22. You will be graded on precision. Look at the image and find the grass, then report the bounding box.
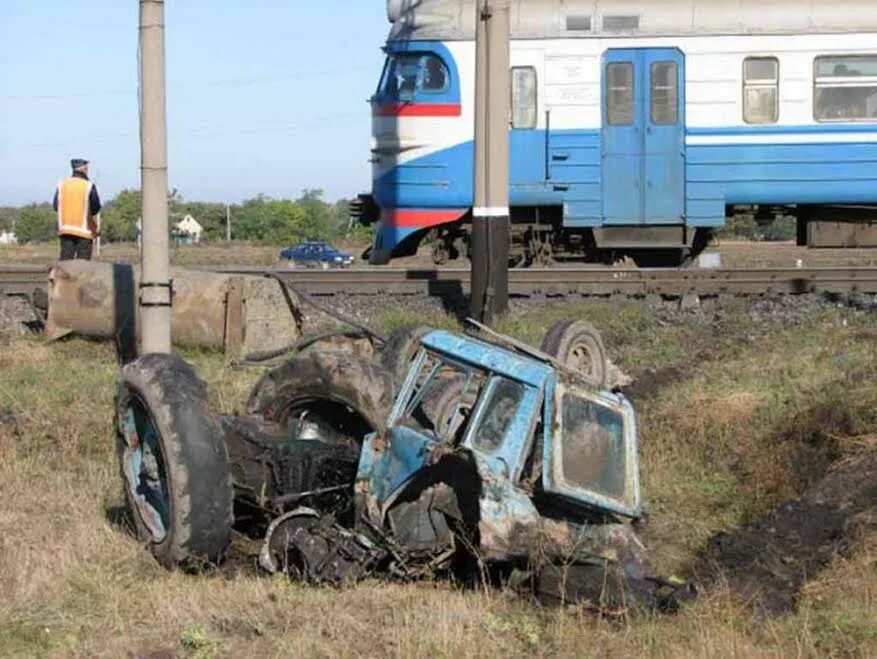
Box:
[0,301,875,657]
[4,239,877,269]
[0,240,359,268]
[0,241,283,267]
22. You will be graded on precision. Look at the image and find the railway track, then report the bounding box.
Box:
[3,263,877,300]
[0,264,50,298]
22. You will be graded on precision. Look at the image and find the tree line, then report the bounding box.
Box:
[0,188,371,245]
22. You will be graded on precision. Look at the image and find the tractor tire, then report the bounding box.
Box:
[246,350,397,443]
[540,319,608,389]
[420,375,477,439]
[116,354,233,569]
[380,324,434,383]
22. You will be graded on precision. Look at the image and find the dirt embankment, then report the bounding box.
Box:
[697,445,876,616]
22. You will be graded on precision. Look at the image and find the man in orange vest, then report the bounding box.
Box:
[53,158,102,260]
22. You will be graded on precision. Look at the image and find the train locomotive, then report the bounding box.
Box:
[352,0,877,266]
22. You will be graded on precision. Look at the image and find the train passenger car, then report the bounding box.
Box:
[353,0,877,266]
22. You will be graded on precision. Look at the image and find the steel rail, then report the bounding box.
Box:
[3,263,877,299]
[0,264,50,297]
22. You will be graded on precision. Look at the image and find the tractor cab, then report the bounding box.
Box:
[354,329,643,566]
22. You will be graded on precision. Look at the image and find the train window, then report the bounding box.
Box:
[566,15,592,32]
[421,56,448,92]
[376,58,393,96]
[511,67,537,129]
[814,55,877,122]
[379,54,449,99]
[743,58,779,124]
[603,15,640,32]
[606,62,634,126]
[651,62,678,125]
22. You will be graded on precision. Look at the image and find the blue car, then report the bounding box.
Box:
[279,241,355,269]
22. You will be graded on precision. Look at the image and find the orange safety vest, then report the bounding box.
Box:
[56,177,97,239]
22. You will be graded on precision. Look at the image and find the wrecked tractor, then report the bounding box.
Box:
[116,320,687,611]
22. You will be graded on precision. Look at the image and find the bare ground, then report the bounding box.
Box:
[0,299,875,657]
[696,442,877,616]
[2,239,876,269]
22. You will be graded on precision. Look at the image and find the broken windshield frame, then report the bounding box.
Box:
[389,348,486,443]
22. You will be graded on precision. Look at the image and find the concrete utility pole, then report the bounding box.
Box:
[471,0,510,324]
[139,0,171,353]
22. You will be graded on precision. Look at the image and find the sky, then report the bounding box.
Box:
[0,1,390,205]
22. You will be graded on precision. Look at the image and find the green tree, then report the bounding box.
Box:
[719,214,760,241]
[295,189,332,240]
[762,216,796,242]
[101,189,141,242]
[15,204,56,243]
[0,207,15,233]
[330,197,374,241]
[234,195,309,244]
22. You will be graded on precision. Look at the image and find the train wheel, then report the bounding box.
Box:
[116,354,233,569]
[451,236,468,260]
[541,320,608,389]
[432,241,449,266]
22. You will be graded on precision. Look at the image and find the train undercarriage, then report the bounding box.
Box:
[422,207,715,268]
[352,196,877,268]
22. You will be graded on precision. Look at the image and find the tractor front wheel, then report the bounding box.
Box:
[116,354,233,569]
[541,320,608,389]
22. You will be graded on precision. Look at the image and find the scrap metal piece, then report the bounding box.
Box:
[221,415,359,517]
[259,508,385,584]
[45,260,302,355]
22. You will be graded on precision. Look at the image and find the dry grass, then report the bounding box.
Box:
[0,304,875,658]
[4,240,877,270]
[0,242,292,267]
[709,241,877,268]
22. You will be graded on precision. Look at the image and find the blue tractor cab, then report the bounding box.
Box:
[255,323,679,609]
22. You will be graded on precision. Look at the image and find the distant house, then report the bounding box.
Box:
[0,230,17,245]
[171,215,203,245]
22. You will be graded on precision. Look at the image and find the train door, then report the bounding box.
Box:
[601,48,685,225]
[509,49,545,197]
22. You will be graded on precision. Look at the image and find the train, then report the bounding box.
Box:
[352,0,877,266]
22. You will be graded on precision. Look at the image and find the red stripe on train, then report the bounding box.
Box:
[381,208,468,228]
[373,103,462,117]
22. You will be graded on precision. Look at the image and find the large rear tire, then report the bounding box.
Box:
[246,350,397,444]
[380,324,433,383]
[540,320,608,389]
[116,354,233,569]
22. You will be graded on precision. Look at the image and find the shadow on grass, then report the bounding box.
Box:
[105,502,137,536]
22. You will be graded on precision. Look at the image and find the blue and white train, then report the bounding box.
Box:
[353,0,877,265]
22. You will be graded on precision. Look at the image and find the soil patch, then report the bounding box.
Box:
[621,365,686,402]
[696,447,877,616]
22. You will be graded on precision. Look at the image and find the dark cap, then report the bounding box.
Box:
[70,158,89,169]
